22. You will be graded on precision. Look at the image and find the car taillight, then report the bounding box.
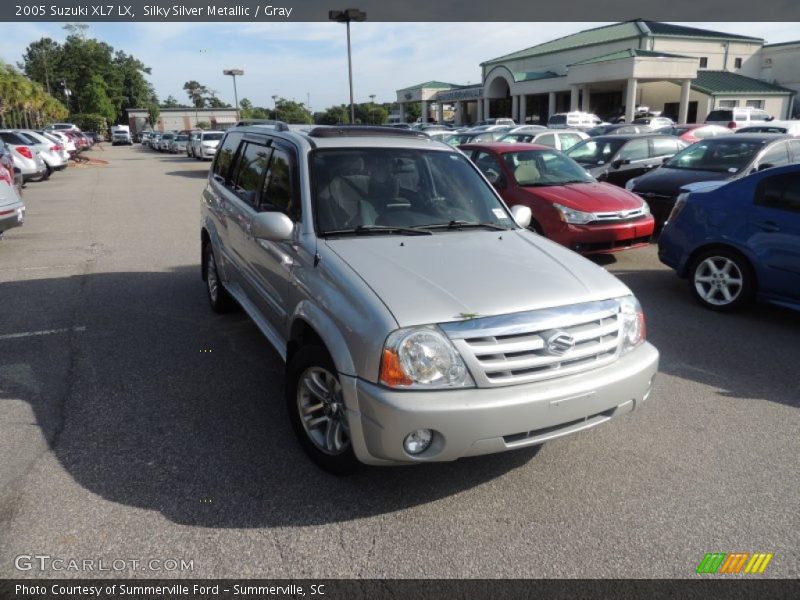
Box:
[51,145,62,151]
[16,146,33,159]
[727,121,737,129]
[0,166,11,184]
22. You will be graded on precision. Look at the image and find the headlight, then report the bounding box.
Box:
[625,178,637,191]
[641,199,651,215]
[553,203,595,225]
[619,296,646,355]
[666,192,688,225]
[379,326,474,389]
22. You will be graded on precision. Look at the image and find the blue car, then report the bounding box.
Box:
[658,164,800,312]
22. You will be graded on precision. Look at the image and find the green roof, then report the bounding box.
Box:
[763,40,800,48]
[512,70,561,82]
[399,80,458,91]
[571,49,694,65]
[482,20,762,66]
[690,71,795,96]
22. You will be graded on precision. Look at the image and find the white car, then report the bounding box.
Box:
[18,130,69,175]
[44,130,77,154]
[0,173,25,239]
[498,129,589,151]
[191,131,224,160]
[547,111,603,130]
[705,107,773,130]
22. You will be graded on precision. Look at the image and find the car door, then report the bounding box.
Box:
[241,141,302,330]
[748,171,800,301]
[649,137,684,170]
[604,138,651,186]
[533,133,557,149]
[753,141,791,173]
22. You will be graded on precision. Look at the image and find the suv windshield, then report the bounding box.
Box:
[565,138,626,165]
[311,148,515,233]
[502,149,594,186]
[664,138,765,172]
[203,133,224,141]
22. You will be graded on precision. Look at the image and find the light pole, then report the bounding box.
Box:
[223,69,244,121]
[369,94,375,124]
[272,95,279,122]
[329,8,366,124]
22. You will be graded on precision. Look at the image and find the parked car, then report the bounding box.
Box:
[548,112,603,130]
[444,131,502,146]
[566,134,688,188]
[44,123,80,133]
[170,134,189,154]
[0,139,22,196]
[190,131,224,160]
[46,130,77,154]
[626,134,800,225]
[463,142,654,254]
[587,124,651,137]
[0,170,25,239]
[705,107,773,130]
[200,125,658,473]
[658,164,800,312]
[149,132,163,149]
[16,130,68,176]
[158,133,175,152]
[473,118,516,126]
[187,131,201,157]
[35,131,72,163]
[140,132,152,146]
[656,124,732,144]
[0,130,47,182]
[498,129,588,151]
[507,125,549,134]
[735,121,800,136]
[632,116,674,129]
[85,132,105,144]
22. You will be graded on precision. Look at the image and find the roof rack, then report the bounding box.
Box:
[233,119,290,131]
[306,125,429,139]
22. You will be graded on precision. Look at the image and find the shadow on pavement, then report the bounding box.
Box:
[0,266,538,529]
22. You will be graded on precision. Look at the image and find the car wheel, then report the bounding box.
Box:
[203,243,235,313]
[528,220,544,235]
[286,346,361,475]
[689,249,755,312]
[41,165,53,181]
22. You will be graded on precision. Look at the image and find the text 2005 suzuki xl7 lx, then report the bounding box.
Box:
[201,125,659,474]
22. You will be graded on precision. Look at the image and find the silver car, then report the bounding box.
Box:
[170,134,189,153]
[0,176,25,239]
[191,130,224,160]
[18,130,69,175]
[0,130,47,182]
[159,133,175,152]
[200,125,659,474]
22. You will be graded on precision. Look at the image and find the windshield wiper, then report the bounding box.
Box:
[414,220,509,231]
[321,225,432,236]
[560,179,593,184]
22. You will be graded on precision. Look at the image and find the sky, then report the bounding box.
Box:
[1,22,798,111]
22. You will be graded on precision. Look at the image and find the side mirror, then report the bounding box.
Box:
[611,158,625,169]
[250,211,294,241]
[766,116,774,122]
[510,205,532,228]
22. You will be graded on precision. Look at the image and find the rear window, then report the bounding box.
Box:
[548,115,567,126]
[706,110,733,122]
[202,133,224,141]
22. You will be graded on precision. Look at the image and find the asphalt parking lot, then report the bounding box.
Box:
[0,145,797,579]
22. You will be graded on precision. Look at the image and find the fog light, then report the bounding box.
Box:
[403,429,433,455]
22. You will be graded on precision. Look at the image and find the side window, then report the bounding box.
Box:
[260,147,300,220]
[758,142,791,170]
[231,142,271,207]
[557,133,581,151]
[617,139,649,161]
[789,140,800,161]
[756,173,800,214]
[472,151,505,186]
[212,131,244,181]
[535,133,556,148]
[651,137,681,157]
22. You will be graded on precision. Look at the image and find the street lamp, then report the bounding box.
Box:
[369,94,376,124]
[272,95,279,121]
[329,8,367,125]
[223,69,244,121]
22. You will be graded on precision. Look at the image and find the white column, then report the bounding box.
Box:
[420,100,428,124]
[570,85,580,111]
[678,79,691,124]
[511,95,519,123]
[483,97,491,120]
[548,92,557,119]
[436,102,444,124]
[625,78,638,123]
[519,95,527,124]
[581,86,590,112]
[399,103,405,123]
[477,99,483,122]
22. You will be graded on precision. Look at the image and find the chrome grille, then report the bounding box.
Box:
[441,299,622,387]
[591,207,648,222]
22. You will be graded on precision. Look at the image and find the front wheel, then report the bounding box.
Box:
[203,243,235,313]
[286,346,361,475]
[689,249,755,311]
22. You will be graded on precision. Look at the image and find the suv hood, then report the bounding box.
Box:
[526,181,643,211]
[326,230,630,327]
[632,166,736,194]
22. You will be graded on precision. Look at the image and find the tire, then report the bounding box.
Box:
[42,164,53,181]
[286,346,361,475]
[689,248,755,312]
[203,243,235,313]
[528,219,544,235]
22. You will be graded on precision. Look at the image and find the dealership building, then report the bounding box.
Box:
[124,107,239,134]
[396,21,799,125]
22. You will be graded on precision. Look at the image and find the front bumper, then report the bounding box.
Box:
[550,216,655,254]
[0,203,25,233]
[342,342,659,465]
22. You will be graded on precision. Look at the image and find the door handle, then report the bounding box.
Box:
[755,220,780,233]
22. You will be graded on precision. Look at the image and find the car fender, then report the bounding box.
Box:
[290,300,356,377]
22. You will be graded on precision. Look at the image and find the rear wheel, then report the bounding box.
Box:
[286,346,361,475]
[689,249,755,311]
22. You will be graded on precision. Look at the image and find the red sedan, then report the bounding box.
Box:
[667,124,731,144]
[461,142,655,254]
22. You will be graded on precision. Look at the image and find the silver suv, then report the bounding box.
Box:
[200,125,659,474]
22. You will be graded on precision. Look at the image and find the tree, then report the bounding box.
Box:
[162,95,183,108]
[273,98,312,124]
[195,121,211,130]
[315,104,350,125]
[0,62,67,128]
[183,80,210,108]
[80,74,116,124]
[147,102,160,127]
[206,96,230,109]
[405,102,421,123]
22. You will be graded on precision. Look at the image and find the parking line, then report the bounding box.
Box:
[0,326,87,341]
